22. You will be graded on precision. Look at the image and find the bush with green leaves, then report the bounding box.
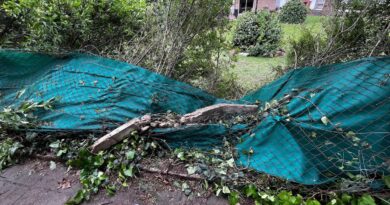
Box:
[279,0,308,24]
[232,11,281,57]
[0,138,23,170]
[1,0,146,52]
[286,0,389,68]
[1,0,243,99]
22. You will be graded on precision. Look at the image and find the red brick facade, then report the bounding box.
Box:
[230,0,277,19]
[229,0,331,19]
[254,0,277,11]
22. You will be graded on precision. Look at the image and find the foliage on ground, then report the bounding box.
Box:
[279,0,309,24]
[1,97,389,204]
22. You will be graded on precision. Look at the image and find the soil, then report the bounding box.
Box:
[0,159,228,205]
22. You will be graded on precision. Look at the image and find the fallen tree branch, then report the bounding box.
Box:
[91,103,258,153]
[180,103,258,124]
[90,115,151,153]
[137,165,204,181]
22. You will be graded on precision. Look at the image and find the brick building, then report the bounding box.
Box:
[229,0,330,19]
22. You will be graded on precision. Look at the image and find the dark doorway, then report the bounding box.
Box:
[239,0,254,13]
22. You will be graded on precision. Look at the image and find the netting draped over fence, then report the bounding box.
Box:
[0,50,389,186]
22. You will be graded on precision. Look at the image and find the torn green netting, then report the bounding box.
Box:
[0,50,389,185]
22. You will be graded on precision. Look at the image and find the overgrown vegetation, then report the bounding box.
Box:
[279,0,308,24]
[0,0,389,204]
[1,0,146,52]
[287,0,389,67]
[0,0,243,99]
[233,11,282,57]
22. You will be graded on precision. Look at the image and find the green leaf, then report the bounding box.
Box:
[105,185,116,196]
[383,176,390,188]
[49,141,60,149]
[177,152,185,160]
[226,158,235,168]
[186,166,197,175]
[306,199,321,205]
[341,193,352,203]
[244,184,257,198]
[123,166,134,177]
[126,150,135,160]
[56,148,67,157]
[357,194,376,205]
[222,186,230,194]
[228,191,240,205]
[182,182,189,189]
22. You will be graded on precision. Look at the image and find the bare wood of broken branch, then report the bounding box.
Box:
[180,104,258,124]
[90,115,151,153]
[90,103,258,153]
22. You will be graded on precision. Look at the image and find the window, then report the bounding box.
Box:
[239,0,254,13]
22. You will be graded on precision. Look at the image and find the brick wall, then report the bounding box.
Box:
[253,0,277,11]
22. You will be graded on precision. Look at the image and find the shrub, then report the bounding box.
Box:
[232,12,259,51]
[1,0,242,99]
[1,0,146,52]
[233,11,281,57]
[286,0,389,68]
[279,0,308,24]
[286,28,326,67]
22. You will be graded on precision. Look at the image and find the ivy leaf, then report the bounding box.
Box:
[226,158,235,168]
[123,166,134,177]
[244,184,257,198]
[346,131,356,138]
[222,186,230,194]
[56,149,67,157]
[186,166,197,175]
[177,152,185,160]
[49,141,60,149]
[321,116,330,125]
[126,150,135,160]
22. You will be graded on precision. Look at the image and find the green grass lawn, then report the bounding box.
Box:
[281,15,326,48]
[231,15,325,91]
[231,56,285,91]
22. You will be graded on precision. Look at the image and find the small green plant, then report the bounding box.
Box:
[279,0,308,24]
[230,184,378,205]
[0,138,23,170]
[233,11,281,57]
[65,132,163,204]
[0,96,59,130]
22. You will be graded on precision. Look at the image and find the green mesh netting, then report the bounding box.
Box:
[0,50,389,185]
